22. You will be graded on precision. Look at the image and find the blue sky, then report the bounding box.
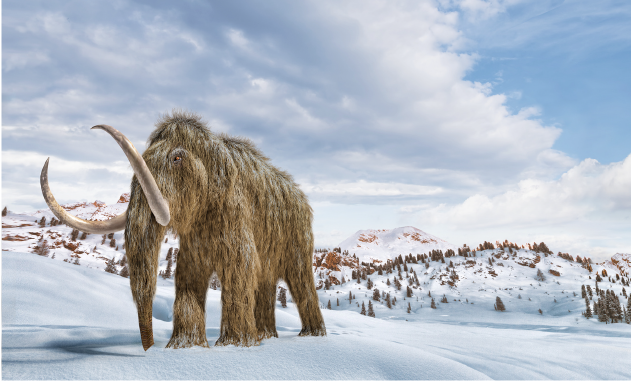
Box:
[460,0,631,163]
[3,0,631,260]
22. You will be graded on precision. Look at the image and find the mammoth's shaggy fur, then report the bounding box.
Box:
[125,110,325,349]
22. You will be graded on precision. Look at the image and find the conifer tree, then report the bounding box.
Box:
[119,264,130,278]
[581,284,586,299]
[610,293,623,323]
[373,288,380,301]
[431,298,437,309]
[536,268,546,281]
[349,291,353,304]
[598,298,609,322]
[327,300,332,309]
[586,285,593,299]
[360,301,366,316]
[105,257,117,274]
[70,228,79,241]
[33,237,50,257]
[367,278,373,290]
[368,300,375,317]
[386,293,392,308]
[407,302,411,314]
[494,296,506,311]
[584,295,592,319]
[279,287,287,308]
[163,257,173,279]
[337,298,339,307]
[386,278,391,286]
[407,286,413,298]
[2,206,7,216]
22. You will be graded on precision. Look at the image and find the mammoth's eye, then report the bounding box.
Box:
[170,148,186,166]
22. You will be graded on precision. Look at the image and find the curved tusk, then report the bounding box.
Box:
[40,158,127,234]
[91,125,170,226]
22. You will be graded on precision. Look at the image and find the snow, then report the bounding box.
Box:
[3,251,631,380]
[3,203,631,379]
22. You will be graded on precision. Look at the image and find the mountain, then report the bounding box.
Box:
[3,202,630,323]
[337,226,457,264]
[313,230,630,324]
[602,253,631,277]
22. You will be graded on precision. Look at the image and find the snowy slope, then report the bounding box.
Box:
[337,226,457,264]
[3,251,631,380]
[1,195,179,274]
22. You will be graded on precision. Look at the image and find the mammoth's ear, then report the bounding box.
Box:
[207,140,238,197]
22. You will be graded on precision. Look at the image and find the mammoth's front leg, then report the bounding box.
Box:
[125,187,167,351]
[167,236,212,348]
[215,235,262,347]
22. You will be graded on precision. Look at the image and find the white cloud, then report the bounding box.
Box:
[5,0,624,259]
[227,28,250,50]
[417,154,631,229]
[302,180,442,197]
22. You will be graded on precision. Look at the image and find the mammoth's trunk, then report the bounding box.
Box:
[125,178,167,351]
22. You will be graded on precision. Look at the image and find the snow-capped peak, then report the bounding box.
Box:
[337,226,456,264]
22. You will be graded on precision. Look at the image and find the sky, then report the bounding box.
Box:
[3,0,631,261]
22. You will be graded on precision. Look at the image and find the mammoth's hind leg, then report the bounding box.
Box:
[255,278,279,340]
[285,267,327,337]
[166,244,212,349]
[215,236,261,347]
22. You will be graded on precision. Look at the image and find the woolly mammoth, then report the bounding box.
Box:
[40,111,326,350]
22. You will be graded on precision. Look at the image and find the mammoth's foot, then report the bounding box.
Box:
[257,328,279,341]
[298,325,327,337]
[166,331,209,349]
[139,322,155,351]
[215,333,261,347]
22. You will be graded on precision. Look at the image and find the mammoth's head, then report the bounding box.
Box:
[40,111,227,235]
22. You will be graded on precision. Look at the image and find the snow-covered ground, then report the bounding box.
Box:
[3,251,631,380]
[3,201,631,379]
